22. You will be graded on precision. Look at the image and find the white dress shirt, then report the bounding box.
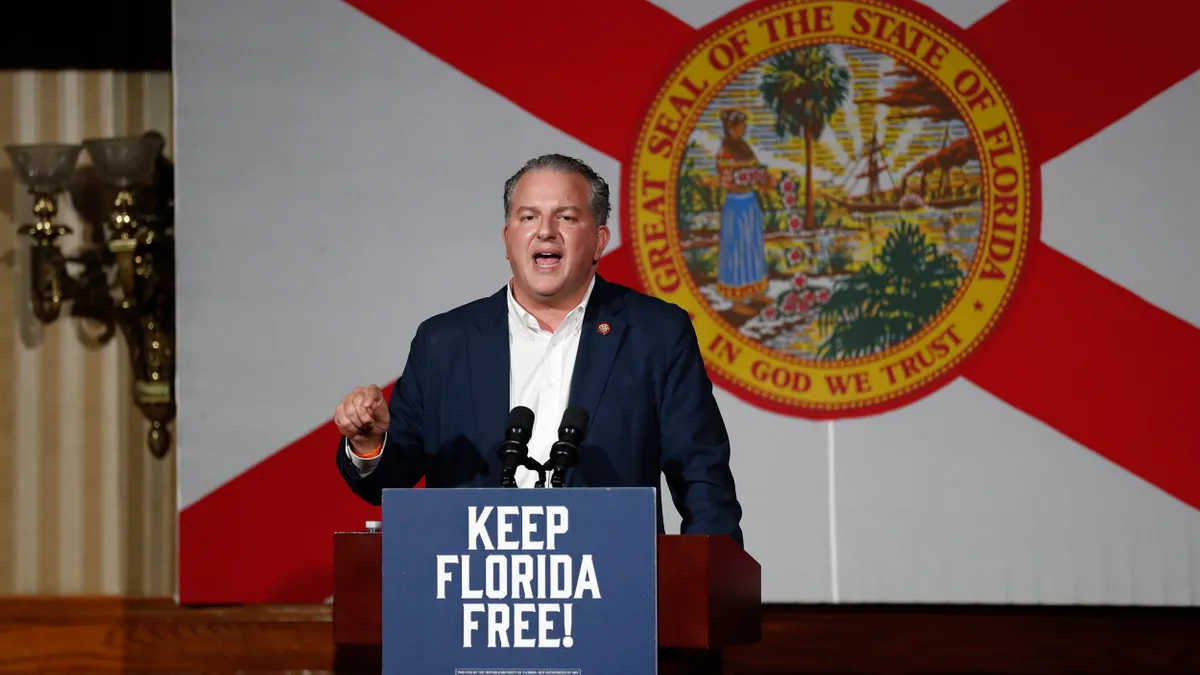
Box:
[345,277,595,488]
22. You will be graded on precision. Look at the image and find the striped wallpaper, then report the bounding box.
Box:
[0,71,176,596]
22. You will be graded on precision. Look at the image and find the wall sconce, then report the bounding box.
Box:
[5,134,175,459]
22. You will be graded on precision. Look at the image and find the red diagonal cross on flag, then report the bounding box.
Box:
[178,0,1200,603]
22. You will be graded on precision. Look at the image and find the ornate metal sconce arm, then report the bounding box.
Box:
[8,145,81,323]
[24,229,72,323]
[5,134,176,459]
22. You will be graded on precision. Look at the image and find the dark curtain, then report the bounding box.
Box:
[0,0,171,70]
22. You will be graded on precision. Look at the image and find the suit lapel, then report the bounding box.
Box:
[468,286,511,461]
[568,276,626,427]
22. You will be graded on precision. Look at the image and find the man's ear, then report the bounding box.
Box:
[594,224,611,262]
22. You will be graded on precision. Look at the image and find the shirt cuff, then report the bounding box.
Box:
[345,434,385,477]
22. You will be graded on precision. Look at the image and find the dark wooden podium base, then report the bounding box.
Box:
[659,647,722,675]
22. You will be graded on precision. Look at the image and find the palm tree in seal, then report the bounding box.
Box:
[759,46,850,231]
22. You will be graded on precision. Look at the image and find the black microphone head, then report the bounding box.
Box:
[558,406,589,445]
[505,406,535,443]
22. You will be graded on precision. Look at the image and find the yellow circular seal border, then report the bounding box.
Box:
[627,0,1034,416]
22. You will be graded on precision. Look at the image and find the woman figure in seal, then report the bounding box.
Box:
[715,108,770,305]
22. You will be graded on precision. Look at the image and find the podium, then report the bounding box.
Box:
[332,488,761,674]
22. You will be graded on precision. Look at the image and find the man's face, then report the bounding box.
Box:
[503,169,610,306]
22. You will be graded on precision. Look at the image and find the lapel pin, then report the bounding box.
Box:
[597,322,611,335]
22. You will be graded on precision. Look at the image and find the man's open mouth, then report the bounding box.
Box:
[533,252,562,269]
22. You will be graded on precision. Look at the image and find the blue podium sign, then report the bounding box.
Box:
[381,487,658,675]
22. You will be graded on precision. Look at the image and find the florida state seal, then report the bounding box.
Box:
[626,0,1036,417]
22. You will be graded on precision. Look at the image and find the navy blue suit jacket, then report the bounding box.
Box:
[336,275,743,545]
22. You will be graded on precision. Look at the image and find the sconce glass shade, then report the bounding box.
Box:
[4,143,83,194]
[82,135,164,187]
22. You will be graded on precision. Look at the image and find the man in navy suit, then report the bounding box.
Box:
[333,154,743,545]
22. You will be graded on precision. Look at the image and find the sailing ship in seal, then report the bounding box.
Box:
[836,122,981,214]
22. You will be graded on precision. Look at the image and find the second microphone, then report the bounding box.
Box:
[496,405,589,488]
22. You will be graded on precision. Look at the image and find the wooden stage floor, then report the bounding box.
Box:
[1,597,1198,673]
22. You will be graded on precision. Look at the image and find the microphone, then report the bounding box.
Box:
[549,406,589,488]
[498,406,534,488]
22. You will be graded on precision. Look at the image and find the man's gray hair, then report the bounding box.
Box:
[503,153,611,226]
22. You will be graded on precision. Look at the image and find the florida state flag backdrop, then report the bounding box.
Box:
[174,0,1200,605]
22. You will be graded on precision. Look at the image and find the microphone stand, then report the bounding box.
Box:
[523,457,549,488]
[548,443,578,488]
